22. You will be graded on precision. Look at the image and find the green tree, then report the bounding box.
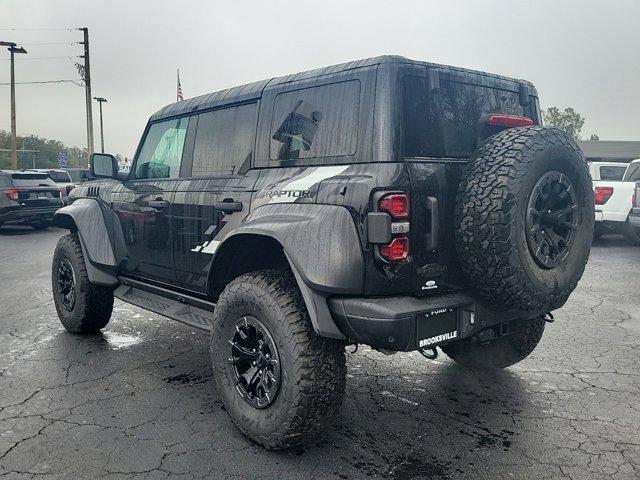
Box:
[0,130,91,170]
[542,107,585,140]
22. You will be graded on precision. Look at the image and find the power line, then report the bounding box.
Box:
[16,42,79,46]
[0,27,76,31]
[2,56,78,60]
[0,79,83,87]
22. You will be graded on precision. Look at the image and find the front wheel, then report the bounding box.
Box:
[442,317,546,369]
[52,233,114,333]
[210,270,346,450]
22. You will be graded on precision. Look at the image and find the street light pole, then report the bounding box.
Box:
[1,41,27,169]
[93,97,107,153]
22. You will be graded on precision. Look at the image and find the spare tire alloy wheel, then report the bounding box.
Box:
[455,126,594,313]
[57,258,77,311]
[526,171,578,268]
[228,316,281,409]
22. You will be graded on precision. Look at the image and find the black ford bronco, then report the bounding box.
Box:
[51,56,594,449]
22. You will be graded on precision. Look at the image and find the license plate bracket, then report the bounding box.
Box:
[416,307,459,348]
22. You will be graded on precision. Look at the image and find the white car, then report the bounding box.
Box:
[590,159,640,244]
[26,169,76,198]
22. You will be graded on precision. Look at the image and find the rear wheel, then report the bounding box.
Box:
[210,270,346,450]
[52,233,114,333]
[442,317,546,369]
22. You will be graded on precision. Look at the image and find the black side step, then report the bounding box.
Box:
[114,278,214,331]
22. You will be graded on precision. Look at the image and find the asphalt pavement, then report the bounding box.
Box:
[0,225,638,480]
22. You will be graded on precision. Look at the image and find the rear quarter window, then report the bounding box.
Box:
[270,80,360,161]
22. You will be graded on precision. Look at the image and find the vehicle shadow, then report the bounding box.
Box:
[44,324,541,479]
[0,225,51,236]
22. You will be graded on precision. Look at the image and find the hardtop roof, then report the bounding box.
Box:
[150,55,534,122]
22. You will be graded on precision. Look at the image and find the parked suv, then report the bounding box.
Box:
[51,56,594,449]
[27,169,76,198]
[0,170,65,229]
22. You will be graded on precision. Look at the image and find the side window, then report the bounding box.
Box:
[270,80,360,161]
[191,103,256,176]
[135,117,189,179]
[0,174,11,188]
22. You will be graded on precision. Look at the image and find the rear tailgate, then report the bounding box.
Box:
[9,172,64,208]
[592,179,635,222]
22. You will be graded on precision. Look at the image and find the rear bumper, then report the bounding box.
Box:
[328,292,536,351]
[594,209,628,223]
[629,208,640,227]
[0,206,61,225]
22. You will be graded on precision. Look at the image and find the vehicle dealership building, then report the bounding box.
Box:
[578,140,640,163]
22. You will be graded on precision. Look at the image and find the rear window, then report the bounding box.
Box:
[403,76,527,158]
[599,165,627,181]
[270,80,360,161]
[10,173,55,188]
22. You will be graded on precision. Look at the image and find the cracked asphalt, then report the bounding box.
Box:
[0,225,639,480]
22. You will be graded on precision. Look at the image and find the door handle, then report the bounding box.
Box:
[149,199,169,209]
[215,201,243,212]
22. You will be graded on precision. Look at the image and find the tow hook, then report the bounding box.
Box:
[419,347,438,360]
[543,312,555,323]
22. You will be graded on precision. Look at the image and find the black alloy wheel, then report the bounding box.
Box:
[57,258,77,311]
[526,171,578,269]
[228,316,281,409]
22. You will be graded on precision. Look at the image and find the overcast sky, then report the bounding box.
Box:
[2,0,639,157]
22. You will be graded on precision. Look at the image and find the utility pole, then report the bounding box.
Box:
[93,97,107,153]
[1,41,27,169]
[79,27,94,158]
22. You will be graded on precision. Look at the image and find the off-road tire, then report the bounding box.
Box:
[624,221,640,246]
[442,317,546,369]
[210,270,346,450]
[52,233,114,333]
[456,126,594,312]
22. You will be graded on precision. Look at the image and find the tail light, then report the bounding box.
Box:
[2,189,18,201]
[378,193,409,219]
[486,114,534,128]
[380,236,409,262]
[375,192,411,262]
[594,186,614,205]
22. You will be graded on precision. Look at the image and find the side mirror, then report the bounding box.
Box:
[90,153,118,179]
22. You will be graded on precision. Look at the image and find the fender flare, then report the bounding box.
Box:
[214,203,366,339]
[52,198,121,286]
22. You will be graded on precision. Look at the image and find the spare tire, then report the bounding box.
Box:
[455,126,594,312]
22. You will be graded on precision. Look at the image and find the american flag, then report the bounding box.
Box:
[177,69,184,102]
